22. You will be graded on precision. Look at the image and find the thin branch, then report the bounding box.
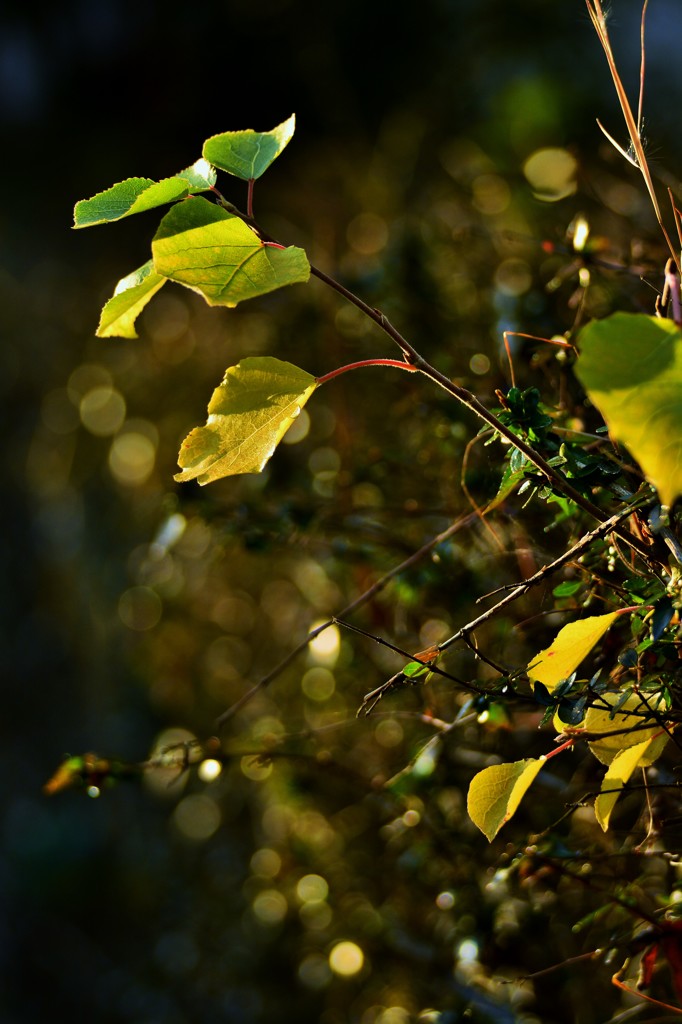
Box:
[211,188,656,565]
[637,0,650,134]
[585,0,679,270]
[436,501,642,653]
[332,616,487,695]
[215,508,483,727]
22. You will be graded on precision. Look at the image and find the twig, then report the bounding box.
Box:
[212,188,657,565]
[215,509,483,727]
[436,502,642,653]
[585,0,679,270]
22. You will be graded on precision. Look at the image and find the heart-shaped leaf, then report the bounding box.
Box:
[202,114,295,180]
[96,260,167,338]
[175,356,317,485]
[152,196,310,307]
[73,159,217,228]
[575,312,682,508]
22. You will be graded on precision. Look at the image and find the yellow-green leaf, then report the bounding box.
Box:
[585,692,668,766]
[73,160,217,228]
[575,312,682,507]
[467,758,546,842]
[202,114,295,180]
[594,739,652,831]
[152,197,310,307]
[527,612,620,693]
[96,260,167,338]
[175,357,317,485]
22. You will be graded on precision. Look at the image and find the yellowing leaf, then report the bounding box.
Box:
[96,260,167,338]
[527,612,619,693]
[467,758,546,842]
[175,357,317,485]
[594,739,653,831]
[585,693,668,766]
[152,197,310,307]
[575,312,682,507]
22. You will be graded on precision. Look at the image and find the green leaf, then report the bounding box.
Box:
[594,738,654,831]
[552,581,583,598]
[575,312,682,507]
[174,158,217,192]
[202,114,295,180]
[527,612,620,694]
[175,356,318,485]
[96,260,167,338]
[73,159,217,228]
[152,197,310,307]
[467,758,546,842]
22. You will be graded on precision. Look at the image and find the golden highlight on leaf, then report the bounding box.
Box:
[594,739,653,831]
[467,758,546,842]
[585,692,668,766]
[96,260,167,338]
[527,612,620,693]
[175,357,318,485]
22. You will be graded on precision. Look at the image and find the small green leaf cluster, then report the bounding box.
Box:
[75,117,321,485]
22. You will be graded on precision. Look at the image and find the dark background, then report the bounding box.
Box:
[3,2,682,1022]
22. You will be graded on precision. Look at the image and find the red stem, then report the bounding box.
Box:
[542,738,575,761]
[316,359,418,386]
[247,178,255,218]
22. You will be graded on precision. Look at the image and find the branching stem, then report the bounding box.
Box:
[213,190,655,566]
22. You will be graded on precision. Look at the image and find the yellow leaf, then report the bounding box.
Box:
[585,693,668,766]
[467,758,546,842]
[528,613,619,693]
[594,738,653,831]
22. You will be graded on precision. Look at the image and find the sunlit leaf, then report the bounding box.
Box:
[73,160,217,228]
[585,692,668,766]
[152,197,310,307]
[575,313,682,507]
[527,612,620,693]
[202,114,295,180]
[174,158,217,192]
[96,260,167,338]
[175,356,318,485]
[467,758,546,842]
[594,738,652,830]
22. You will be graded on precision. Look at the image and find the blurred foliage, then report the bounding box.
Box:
[6,2,682,1023]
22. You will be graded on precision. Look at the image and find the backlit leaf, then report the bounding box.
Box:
[575,312,682,507]
[73,159,217,228]
[175,357,317,485]
[152,197,310,307]
[467,758,546,842]
[202,114,295,180]
[527,612,620,693]
[96,260,167,338]
[594,738,653,831]
[585,692,667,766]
